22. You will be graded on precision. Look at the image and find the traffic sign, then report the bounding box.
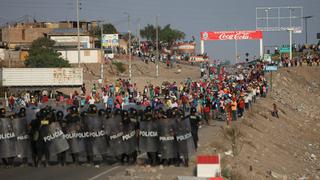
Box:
[280,47,290,53]
[265,65,278,71]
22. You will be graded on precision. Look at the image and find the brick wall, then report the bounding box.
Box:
[2,27,52,45]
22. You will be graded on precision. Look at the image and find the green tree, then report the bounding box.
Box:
[160,24,185,44]
[140,24,185,44]
[89,23,118,38]
[140,24,157,41]
[25,37,70,68]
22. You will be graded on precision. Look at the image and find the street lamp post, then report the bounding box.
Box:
[76,0,81,67]
[124,12,132,79]
[100,21,104,84]
[265,8,271,31]
[155,15,159,78]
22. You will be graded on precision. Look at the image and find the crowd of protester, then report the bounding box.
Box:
[4,44,320,124]
[5,62,270,126]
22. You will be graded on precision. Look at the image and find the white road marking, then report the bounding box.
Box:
[88,166,120,180]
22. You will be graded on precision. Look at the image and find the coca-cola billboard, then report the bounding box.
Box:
[200,30,263,41]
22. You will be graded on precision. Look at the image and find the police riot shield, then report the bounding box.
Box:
[175,118,195,158]
[82,114,108,156]
[122,103,137,111]
[41,122,69,156]
[139,120,159,153]
[0,118,17,158]
[12,117,32,158]
[95,103,105,111]
[64,120,85,154]
[26,106,38,124]
[158,118,177,159]
[122,122,137,155]
[104,115,124,156]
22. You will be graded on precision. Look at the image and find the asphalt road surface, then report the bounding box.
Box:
[0,164,124,180]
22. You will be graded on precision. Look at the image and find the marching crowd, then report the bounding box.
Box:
[4,44,319,169]
[0,58,271,169]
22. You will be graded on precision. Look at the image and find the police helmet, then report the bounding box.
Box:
[56,111,64,120]
[178,109,184,117]
[0,108,6,116]
[145,106,152,112]
[98,109,106,116]
[40,108,48,117]
[88,104,97,114]
[129,108,137,115]
[19,107,26,113]
[115,109,122,116]
[106,107,112,114]
[191,107,197,113]
[122,110,129,117]
[71,106,78,114]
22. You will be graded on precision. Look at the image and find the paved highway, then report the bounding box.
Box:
[0,164,124,180]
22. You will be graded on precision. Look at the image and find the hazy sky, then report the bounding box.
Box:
[1,0,319,62]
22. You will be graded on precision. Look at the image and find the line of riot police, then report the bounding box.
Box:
[0,104,201,168]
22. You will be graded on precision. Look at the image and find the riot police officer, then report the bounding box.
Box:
[121,110,138,165]
[35,108,51,167]
[158,108,177,166]
[55,109,67,166]
[144,106,159,166]
[187,107,201,151]
[14,107,31,167]
[175,109,195,167]
[65,106,82,165]
[0,108,16,168]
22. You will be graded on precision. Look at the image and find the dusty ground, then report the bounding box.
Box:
[101,66,320,180]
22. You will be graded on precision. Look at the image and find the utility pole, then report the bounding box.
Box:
[137,18,141,52]
[155,15,159,78]
[100,22,104,84]
[76,0,81,67]
[235,39,238,61]
[288,28,293,60]
[124,12,132,79]
[8,25,11,68]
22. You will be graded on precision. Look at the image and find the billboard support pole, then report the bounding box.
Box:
[260,38,263,59]
[100,22,104,84]
[200,40,204,54]
[289,29,293,60]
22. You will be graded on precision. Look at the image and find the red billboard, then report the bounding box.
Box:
[200,30,263,41]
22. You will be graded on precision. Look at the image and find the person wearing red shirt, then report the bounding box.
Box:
[238,97,245,118]
[42,95,49,103]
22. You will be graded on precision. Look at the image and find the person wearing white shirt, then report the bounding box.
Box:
[252,88,257,103]
[88,97,95,105]
[102,93,109,108]
[248,92,253,108]
[244,95,249,110]
[171,100,178,108]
